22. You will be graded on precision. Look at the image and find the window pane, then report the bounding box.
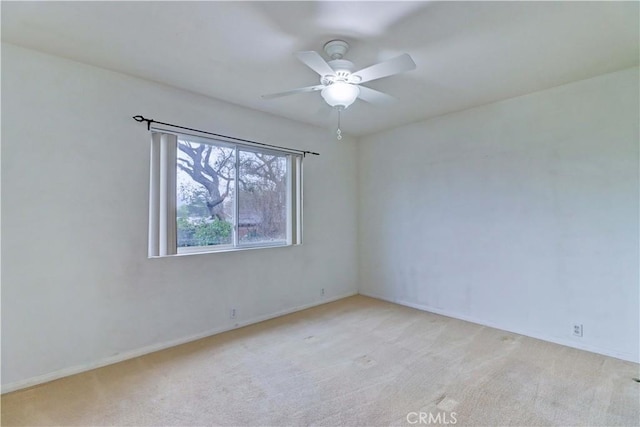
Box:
[176,139,235,249]
[238,150,288,245]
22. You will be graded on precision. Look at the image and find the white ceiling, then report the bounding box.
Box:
[2,1,638,137]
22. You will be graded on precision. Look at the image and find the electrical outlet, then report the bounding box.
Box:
[230,308,237,319]
[573,324,583,337]
[321,288,325,296]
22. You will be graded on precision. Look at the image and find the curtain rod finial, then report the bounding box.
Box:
[133,115,152,130]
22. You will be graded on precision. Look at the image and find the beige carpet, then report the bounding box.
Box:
[2,296,639,426]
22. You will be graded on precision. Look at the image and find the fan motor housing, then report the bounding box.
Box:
[321,59,355,85]
[329,59,355,73]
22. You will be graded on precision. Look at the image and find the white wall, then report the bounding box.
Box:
[1,43,359,391]
[358,67,639,362]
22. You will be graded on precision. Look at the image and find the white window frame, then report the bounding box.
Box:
[148,129,303,257]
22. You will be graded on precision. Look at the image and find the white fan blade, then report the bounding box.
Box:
[357,86,396,105]
[351,53,416,84]
[262,85,325,99]
[295,51,336,77]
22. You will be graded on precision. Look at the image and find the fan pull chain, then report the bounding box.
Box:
[336,109,342,140]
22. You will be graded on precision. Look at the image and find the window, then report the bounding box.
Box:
[149,131,302,257]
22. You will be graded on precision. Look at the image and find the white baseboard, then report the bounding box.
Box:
[1,292,357,394]
[359,291,638,364]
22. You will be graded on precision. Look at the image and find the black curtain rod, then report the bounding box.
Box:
[132,115,320,157]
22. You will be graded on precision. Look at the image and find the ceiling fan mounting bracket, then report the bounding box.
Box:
[323,40,349,60]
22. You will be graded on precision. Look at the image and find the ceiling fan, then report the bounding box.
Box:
[262,40,416,113]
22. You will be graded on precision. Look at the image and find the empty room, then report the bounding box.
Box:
[1,1,638,426]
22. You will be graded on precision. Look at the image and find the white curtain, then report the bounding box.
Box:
[148,132,177,257]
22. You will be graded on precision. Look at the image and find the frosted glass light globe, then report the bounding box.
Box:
[321,82,359,109]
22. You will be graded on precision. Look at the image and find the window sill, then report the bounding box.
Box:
[149,241,294,258]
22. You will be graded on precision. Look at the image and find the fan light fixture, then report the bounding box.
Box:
[321,82,360,110]
[261,39,417,140]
